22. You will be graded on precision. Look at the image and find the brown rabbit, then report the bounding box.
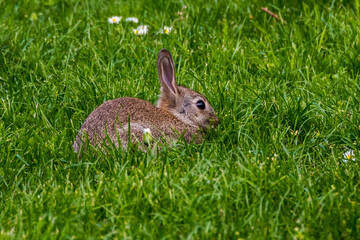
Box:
[73,49,218,152]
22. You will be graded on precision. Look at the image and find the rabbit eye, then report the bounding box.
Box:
[196,100,205,110]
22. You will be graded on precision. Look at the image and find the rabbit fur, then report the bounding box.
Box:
[73,49,218,152]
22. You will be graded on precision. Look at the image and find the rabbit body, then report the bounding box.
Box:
[73,49,218,152]
[73,97,201,151]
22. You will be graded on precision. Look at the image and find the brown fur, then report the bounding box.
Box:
[73,49,218,152]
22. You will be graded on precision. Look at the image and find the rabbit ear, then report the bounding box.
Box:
[157,49,178,96]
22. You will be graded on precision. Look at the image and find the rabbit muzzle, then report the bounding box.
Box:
[209,115,219,129]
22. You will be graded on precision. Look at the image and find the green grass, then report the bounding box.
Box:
[1,0,360,238]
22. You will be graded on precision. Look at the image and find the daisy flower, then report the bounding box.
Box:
[143,128,153,146]
[126,17,139,23]
[342,150,355,163]
[133,25,149,35]
[159,26,173,34]
[108,16,122,24]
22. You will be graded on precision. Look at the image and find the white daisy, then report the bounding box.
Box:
[133,25,149,35]
[159,26,172,34]
[108,16,122,24]
[143,128,153,146]
[126,17,139,23]
[342,150,355,163]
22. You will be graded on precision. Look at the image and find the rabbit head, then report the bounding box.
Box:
[156,49,219,130]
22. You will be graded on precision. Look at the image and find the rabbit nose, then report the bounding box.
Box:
[209,115,219,128]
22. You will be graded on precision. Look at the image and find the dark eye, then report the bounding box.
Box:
[196,100,205,110]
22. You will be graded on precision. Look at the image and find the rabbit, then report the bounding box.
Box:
[73,49,219,152]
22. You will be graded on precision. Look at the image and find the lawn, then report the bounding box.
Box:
[1,0,360,239]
